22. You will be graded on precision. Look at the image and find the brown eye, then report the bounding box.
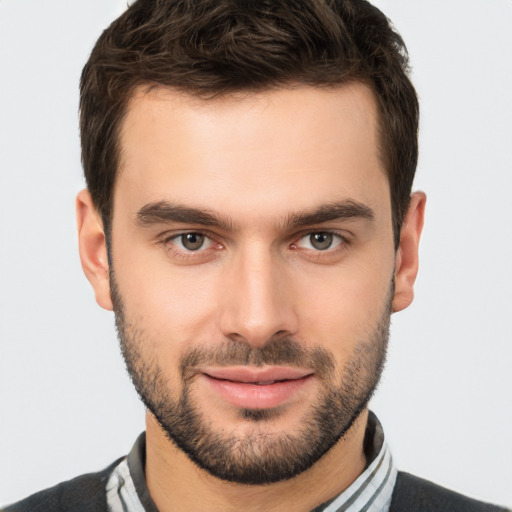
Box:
[309,232,334,250]
[180,233,205,251]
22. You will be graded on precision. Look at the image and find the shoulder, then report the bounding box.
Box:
[390,471,510,512]
[2,457,124,512]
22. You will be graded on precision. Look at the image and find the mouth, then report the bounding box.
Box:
[198,366,315,410]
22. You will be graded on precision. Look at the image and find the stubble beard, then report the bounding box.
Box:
[111,272,391,485]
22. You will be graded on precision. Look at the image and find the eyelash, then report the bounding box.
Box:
[158,230,350,261]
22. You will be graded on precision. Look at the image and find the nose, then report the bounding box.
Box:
[218,245,299,348]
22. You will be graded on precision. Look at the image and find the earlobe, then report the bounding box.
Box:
[76,189,113,311]
[392,191,426,313]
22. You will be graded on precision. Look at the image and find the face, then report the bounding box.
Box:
[106,84,398,483]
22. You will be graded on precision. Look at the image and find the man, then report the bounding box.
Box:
[2,0,509,511]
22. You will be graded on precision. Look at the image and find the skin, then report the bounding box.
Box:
[77,83,425,512]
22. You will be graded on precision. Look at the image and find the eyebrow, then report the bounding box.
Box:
[135,201,236,230]
[285,200,374,228]
[135,199,374,231]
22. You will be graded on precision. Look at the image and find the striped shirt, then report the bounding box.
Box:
[106,411,396,512]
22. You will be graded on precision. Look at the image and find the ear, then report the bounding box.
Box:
[392,191,426,313]
[76,189,113,311]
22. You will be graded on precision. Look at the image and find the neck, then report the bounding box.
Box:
[145,409,369,512]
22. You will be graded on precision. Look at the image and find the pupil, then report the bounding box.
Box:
[311,232,332,250]
[183,233,204,250]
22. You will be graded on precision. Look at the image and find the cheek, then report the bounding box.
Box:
[295,259,393,357]
[114,258,222,356]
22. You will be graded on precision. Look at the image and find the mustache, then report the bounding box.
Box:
[180,338,335,380]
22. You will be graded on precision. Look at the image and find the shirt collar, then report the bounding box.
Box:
[313,411,397,512]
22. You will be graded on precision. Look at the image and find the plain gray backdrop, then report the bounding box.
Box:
[1,0,511,507]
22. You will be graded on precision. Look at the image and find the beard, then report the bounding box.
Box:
[111,272,391,485]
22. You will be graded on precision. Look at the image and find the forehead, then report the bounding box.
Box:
[116,83,389,223]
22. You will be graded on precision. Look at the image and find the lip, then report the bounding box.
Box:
[201,365,313,383]
[198,365,314,410]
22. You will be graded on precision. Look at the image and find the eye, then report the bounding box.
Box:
[295,232,343,251]
[172,233,211,251]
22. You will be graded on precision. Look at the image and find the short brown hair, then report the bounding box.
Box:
[80,0,418,247]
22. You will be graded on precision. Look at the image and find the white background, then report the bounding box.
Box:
[1,0,511,507]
